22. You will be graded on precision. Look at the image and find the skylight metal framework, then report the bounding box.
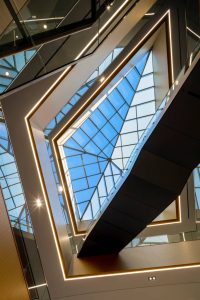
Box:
[58,50,157,225]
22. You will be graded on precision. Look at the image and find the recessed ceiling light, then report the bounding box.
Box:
[36,198,42,207]
[100,76,105,83]
[43,24,47,29]
[107,5,111,10]
[175,80,179,85]
[145,12,155,16]
[16,35,19,39]
[5,71,9,77]
[148,276,156,281]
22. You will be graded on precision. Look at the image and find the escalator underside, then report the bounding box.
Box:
[78,55,200,257]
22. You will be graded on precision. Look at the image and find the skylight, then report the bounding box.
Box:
[58,51,156,225]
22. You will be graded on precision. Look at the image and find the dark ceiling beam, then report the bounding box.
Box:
[0,0,113,59]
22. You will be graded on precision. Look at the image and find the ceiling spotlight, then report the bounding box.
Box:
[107,5,111,10]
[175,80,179,85]
[16,35,19,39]
[36,198,42,207]
[100,76,105,83]
[145,12,155,16]
[5,71,9,77]
[43,24,47,29]
[32,15,37,19]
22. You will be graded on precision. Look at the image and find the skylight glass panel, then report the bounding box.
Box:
[133,87,155,105]
[137,73,154,90]
[137,102,155,117]
[142,51,153,75]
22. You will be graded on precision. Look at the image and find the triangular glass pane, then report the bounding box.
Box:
[88,174,102,188]
[137,73,154,91]
[63,146,82,157]
[116,79,135,105]
[143,51,153,75]
[113,174,120,184]
[78,201,90,217]
[98,176,107,197]
[82,204,93,220]
[65,138,84,151]
[75,188,95,204]
[126,67,141,90]
[111,163,121,175]
[135,51,150,74]
[91,192,100,216]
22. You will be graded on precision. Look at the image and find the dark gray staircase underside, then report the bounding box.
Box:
[78,55,200,257]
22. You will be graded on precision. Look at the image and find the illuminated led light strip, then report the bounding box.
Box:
[52,138,80,236]
[53,10,175,236]
[25,118,67,279]
[148,219,180,227]
[189,52,193,66]
[22,17,64,23]
[59,145,78,225]
[65,263,200,280]
[145,13,155,16]
[178,195,182,222]
[168,10,174,83]
[28,283,47,290]
[187,27,200,40]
